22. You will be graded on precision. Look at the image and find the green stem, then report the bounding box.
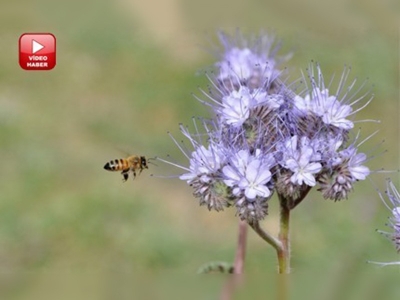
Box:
[249,194,292,276]
[249,220,282,251]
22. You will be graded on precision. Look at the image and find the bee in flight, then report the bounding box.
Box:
[103,155,149,182]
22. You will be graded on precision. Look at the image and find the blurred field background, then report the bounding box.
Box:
[0,0,399,299]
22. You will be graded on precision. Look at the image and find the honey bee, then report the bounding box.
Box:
[103,155,149,182]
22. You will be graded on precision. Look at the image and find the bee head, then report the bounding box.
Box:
[140,156,148,168]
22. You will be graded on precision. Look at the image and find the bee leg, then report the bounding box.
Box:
[132,170,137,180]
[121,171,129,182]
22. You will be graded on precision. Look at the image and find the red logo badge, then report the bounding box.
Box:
[19,33,56,71]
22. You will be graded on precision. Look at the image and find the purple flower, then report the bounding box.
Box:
[286,149,322,187]
[222,149,274,200]
[180,144,224,184]
[221,86,253,127]
[295,87,353,130]
[317,88,353,129]
[278,136,322,187]
[316,144,370,201]
[294,65,373,133]
[338,146,370,181]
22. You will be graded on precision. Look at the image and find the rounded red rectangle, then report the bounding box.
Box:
[19,33,56,71]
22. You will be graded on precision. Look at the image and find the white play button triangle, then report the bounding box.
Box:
[32,40,44,54]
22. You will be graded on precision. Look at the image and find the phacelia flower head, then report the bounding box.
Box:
[162,31,376,222]
[168,123,230,212]
[317,144,370,201]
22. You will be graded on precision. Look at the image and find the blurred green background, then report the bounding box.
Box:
[0,0,399,299]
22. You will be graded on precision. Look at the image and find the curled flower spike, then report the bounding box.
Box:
[215,31,289,88]
[296,87,353,130]
[369,180,400,267]
[379,180,400,253]
[294,64,374,141]
[317,145,370,201]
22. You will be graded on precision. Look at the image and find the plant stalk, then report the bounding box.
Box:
[277,198,291,274]
[233,220,248,274]
[249,220,282,251]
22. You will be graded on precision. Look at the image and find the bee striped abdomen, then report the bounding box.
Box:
[104,159,129,171]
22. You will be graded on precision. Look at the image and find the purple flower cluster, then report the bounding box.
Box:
[163,31,372,222]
